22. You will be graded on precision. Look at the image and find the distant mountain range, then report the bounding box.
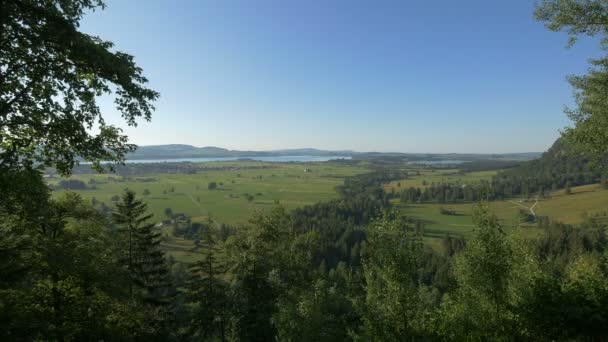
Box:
[127,145,354,160]
[127,144,542,161]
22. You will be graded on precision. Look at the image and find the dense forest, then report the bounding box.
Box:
[2,0,608,341]
[397,138,607,204]
[4,165,608,340]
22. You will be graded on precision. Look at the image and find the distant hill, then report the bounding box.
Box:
[498,138,604,179]
[127,144,542,161]
[491,138,607,194]
[127,145,354,160]
[352,151,541,163]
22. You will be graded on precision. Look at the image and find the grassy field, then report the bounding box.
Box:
[51,161,368,225]
[383,169,498,192]
[535,184,608,223]
[51,161,370,262]
[51,163,607,259]
[395,183,608,248]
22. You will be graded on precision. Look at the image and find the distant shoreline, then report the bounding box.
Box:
[83,155,353,165]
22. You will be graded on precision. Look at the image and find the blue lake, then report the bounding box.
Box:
[122,155,352,164]
[407,160,465,165]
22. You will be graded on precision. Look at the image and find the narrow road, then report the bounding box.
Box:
[185,193,204,214]
[529,197,539,218]
[508,200,529,210]
[509,196,538,219]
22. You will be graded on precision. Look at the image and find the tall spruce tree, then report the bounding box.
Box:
[113,190,152,295]
[185,243,230,341]
[113,190,173,336]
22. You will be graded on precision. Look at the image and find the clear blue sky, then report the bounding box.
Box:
[81,0,601,153]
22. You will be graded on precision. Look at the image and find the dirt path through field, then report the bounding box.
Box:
[185,193,205,214]
[508,197,539,219]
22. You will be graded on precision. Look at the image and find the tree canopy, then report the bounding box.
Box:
[0,0,159,175]
[536,0,608,156]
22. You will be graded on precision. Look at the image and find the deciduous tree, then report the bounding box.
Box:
[536,0,608,156]
[0,0,159,175]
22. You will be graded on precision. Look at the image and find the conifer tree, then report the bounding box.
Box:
[113,190,174,335]
[185,243,230,341]
[113,190,152,295]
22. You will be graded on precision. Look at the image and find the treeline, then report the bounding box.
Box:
[53,179,89,190]
[458,159,522,172]
[493,138,606,195]
[56,162,278,176]
[398,171,605,204]
[395,138,607,205]
[335,168,408,199]
[399,183,486,203]
[397,174,602,205]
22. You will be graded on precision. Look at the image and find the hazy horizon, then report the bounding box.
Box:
[134,143,543,155]
[80,0,600,153]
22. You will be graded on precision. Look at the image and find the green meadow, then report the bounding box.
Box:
[51,162,608,257]
[51,161,368,225]
[383,169,499,192]
[395,183,608,248]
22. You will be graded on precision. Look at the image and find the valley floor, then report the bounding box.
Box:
[51,161,608,261]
